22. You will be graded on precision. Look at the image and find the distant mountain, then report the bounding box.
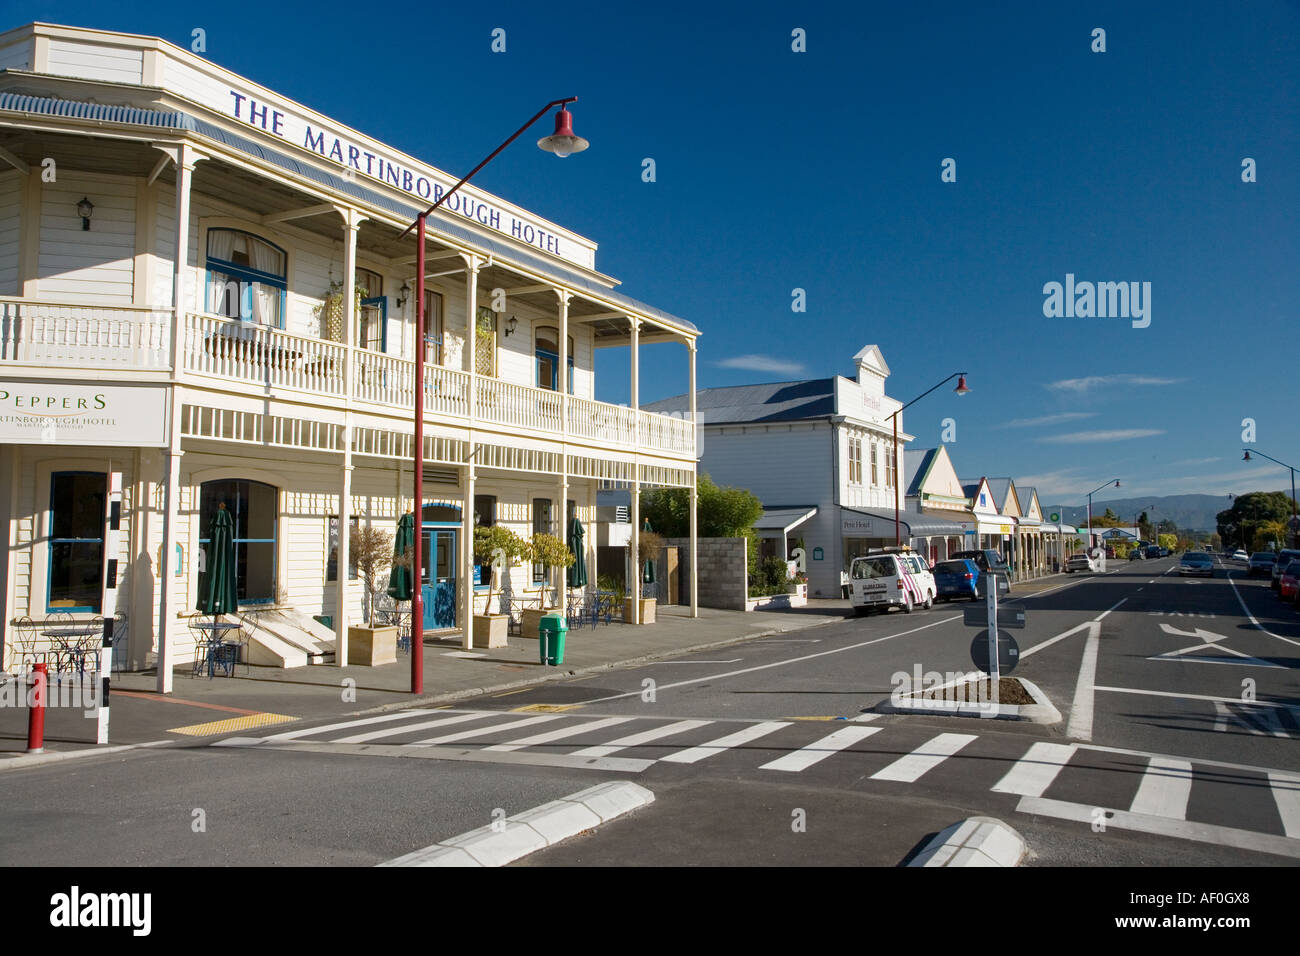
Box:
[1041,492,1293,533]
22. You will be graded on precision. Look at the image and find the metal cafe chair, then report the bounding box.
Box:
[43,611,77,676]
[110,612,129,673]
[231,611,261,676]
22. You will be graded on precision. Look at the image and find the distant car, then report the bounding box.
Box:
[1067,552,1097,573]
[1248,552,1277,577]
[1178,552,1214,576]
[950,549,1013,593]
[1231,549,1249,563]
[1128,549,1144,561]
[1271,550,1300,591]
[849,551,933,615]
[1281,564,1300,602]
[932,559,981,602]
[1146,545,1162,559]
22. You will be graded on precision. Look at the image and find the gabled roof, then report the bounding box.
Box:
[1019,486,1044,521]
[904,448,938,497]
[853,344,891,377]
[985,478,1022,518]
[644,379,835,424]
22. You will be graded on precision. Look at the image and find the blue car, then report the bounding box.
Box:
[933,559,981,602]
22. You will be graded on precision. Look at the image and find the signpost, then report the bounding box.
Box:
[968,584,1024,707]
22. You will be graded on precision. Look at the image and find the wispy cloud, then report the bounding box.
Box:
[1037,428,1165,444]
[1008,468,1087,500]
[1171,456,1222,466]
[1044,374,1183,393]
[715,354,807,376]
[997,412,1097,429]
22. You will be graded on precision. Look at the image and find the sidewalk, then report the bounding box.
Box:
[0,601,850,762]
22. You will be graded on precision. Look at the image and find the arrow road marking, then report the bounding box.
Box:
[1153,623,1284,668]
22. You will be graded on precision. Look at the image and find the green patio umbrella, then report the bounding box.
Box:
[641,518,656,584]
[196,503,238,615]
[567,516,588,589]
[387,512,415,600]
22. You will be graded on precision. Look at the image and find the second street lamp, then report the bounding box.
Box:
[399,98,586,695]
[1242,449,1300,548]
[891,373,969,547]
[1085,478,1121,549]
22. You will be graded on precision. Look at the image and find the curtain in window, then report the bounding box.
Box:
[248,239,283,327]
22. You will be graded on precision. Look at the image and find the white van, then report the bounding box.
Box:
[849,552,933,615]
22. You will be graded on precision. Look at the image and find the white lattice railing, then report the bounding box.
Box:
[183,313,348,395]
[1,302,695,459]
[0,299,171,368]
[569,393,637,446]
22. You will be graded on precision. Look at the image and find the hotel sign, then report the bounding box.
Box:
[842,515,878,535]
[0,384,169,447]
[177,64,596,269]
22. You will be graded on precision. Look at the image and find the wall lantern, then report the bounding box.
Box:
[504,315,518,337]
[76,197,94,230]
[397,281,410,309]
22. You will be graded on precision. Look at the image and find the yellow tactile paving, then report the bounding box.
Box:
[169,713,298,736]
[510,703,584,713]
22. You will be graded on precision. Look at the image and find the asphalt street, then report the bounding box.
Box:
[4,555,1297,866]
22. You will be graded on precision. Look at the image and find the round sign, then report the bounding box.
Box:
[970,630,1020,675]
[1049,512,1060,522]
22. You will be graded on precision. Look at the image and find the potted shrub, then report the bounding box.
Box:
[472,525,531,648]
[347,525,397,666]
[520,532,574,638]
[627,531,664,624]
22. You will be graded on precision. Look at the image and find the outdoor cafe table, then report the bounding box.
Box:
[40,622,100,674]
[192,620,242,678]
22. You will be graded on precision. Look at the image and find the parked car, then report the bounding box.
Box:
[1128,548,1144,561]
[1066,552,1097,573]
[1146,545,1162,559]
[950,549,1013,593]
[932,559,981,602]
[849,552,931,615]
[1178,552,1215,576]
[1271,550,1300,592]
[1248,552,1277,577]
[1281,563,1300,602]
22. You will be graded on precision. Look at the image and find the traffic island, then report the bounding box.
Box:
[907,816,1028,867]
[876,673,1061,723]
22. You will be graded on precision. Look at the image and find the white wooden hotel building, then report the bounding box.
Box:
[0,23,699,685]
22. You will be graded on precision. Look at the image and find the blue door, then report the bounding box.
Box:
[420,526,457,630]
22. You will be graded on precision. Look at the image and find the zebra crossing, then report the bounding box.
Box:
[213,706,1300,853]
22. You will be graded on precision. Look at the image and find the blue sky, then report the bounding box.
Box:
[12,0,1298,506]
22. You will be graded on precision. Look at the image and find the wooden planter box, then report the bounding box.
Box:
[472,614,509,649]
[346,625,397,666]
[520,607,562,639]
[624,597,656,624]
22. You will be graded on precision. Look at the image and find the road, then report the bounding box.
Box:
[3,555,1297,867]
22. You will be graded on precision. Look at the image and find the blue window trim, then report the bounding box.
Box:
[360,296,387,353]
[534,348,574,394]
[199,478,279,607]
[205,228,288,329]
[47,470,105,614]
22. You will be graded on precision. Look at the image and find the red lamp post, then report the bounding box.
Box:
[398,100,587,694]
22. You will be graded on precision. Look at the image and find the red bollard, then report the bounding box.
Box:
[26,662,47,754]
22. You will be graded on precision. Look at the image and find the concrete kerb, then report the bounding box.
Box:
[876,674,1062,724]
[908,816,1028,867]
[378,781,654,867]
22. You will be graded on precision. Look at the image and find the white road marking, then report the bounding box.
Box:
[869,732,977,782]
[1225,572,1300,647]
[413,714,562,746]
[1066,622,1102,740]
[1097,598,1127,620]
[1095,685,1294,707]
[581,615,963,705]
[337,711,490,743]
[991,742,1077,796]
[483,716,633,752]
[1269,773,1300,838]
[1015,796,1300,859]
[570,719,712,758]
[656,659,742,664]
[1129,757,1194,819]
[660,720,791,764]
[1078,742,1300,779]
[260,709,441,743]
[760,725,880,772]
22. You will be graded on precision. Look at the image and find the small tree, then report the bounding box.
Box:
[351,525,393,625]
[530,532,575,608]
[474,525,532,616]
[636,530,665,593]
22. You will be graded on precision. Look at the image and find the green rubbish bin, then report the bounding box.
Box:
[538,613,567,666]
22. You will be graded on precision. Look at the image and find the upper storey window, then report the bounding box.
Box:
[535,326,574,394]
[206,229,287,327]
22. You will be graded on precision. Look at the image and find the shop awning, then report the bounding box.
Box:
[841,508,969,538]
[754,506,818,536]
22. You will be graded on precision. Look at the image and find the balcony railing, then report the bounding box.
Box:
[0,298,170,368]
[0,302,695,459]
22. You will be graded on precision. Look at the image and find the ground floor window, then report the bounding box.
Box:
[48,471,106,611]
[199,479,278,604]
[532,498,551,583]
[327,516,359,581]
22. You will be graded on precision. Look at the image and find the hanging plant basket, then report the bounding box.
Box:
[312,281,368,342]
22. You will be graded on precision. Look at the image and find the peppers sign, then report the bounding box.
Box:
[0,384,170,447]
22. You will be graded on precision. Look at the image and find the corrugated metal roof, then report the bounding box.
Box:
[0,90,696,334]
[753,506,818,532]
[841,507,969,537]
[904,448,936,497]
[645,378,835,424]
